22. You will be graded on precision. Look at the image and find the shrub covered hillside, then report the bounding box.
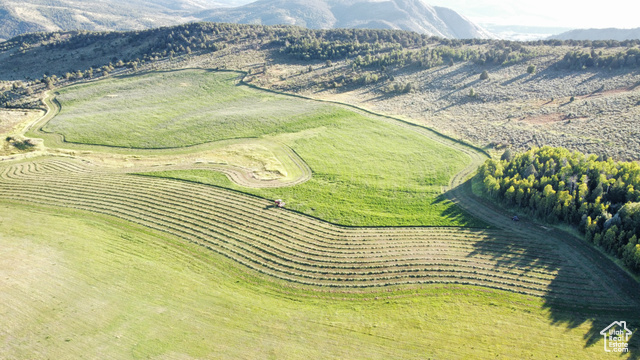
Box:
[479,146,640,272]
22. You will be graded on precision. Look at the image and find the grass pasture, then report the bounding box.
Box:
[37,69,481,227]
[2,68,638,359]
[0,201,629,359]
[143,115,479,226]
[43,70,327,149]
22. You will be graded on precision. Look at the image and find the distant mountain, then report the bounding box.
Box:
[0,0,249,41]
[0,0,492,42]
[550,28,640,41]
[196,0,494,38]
[481,24,574,41]
[0,0,186,40]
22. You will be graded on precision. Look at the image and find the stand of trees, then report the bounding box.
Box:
[558,48,640,70]
[280,37,537,70]
[478,146,640,272]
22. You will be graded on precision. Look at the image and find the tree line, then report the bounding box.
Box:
[279,33,538,69]
[558,48,640,70]
[478,146,640,273]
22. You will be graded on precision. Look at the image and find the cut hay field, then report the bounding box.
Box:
[0,202,631,359]
[0,158,606,297]
[2,69,638,358]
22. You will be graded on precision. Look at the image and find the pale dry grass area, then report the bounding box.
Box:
[0,109,38,134]
[70,140,295,183]
[0,109,44,156]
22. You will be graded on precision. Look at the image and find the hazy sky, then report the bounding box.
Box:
[424,0,639,29]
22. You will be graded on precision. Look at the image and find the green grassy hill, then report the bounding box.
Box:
[0,201,627,359]
[39,69,481,227]
[1,53,638,358]
[45,70,327,148]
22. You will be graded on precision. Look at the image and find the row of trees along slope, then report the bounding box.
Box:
[479,146,640,272]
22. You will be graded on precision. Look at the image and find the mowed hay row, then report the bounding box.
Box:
[5,160,543,249]
[0,190,600,301]
[9,167,563,256]
[0,161,588,272]
[3,168,575,275]
[2,163,527,246]
[0,159,609,303]
[2,165,566,266]
[0,160,598,296]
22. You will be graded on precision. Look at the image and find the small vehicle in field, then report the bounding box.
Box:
[512,215,520,221]
[275,199,286,208]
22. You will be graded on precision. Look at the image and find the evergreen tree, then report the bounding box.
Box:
[477,146,640,273]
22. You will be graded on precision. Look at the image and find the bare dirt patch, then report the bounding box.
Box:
[581,82,640,100]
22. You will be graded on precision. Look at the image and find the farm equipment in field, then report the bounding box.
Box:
[511,215,520,221]
[274,199,285,208]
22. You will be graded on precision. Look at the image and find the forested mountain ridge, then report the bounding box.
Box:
[3,22,639,82]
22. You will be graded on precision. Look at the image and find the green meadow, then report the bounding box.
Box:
[44,70,326,149]
[42,69,481,227]
[0,202,615,359]
[4,68,634,359]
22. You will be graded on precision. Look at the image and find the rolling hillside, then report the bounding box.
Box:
[1,68,638,358]
[1,20,639,358]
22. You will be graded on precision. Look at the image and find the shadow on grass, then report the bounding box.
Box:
[470,231,639,356]
[431,193,491,228]
[442,179,640,357]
